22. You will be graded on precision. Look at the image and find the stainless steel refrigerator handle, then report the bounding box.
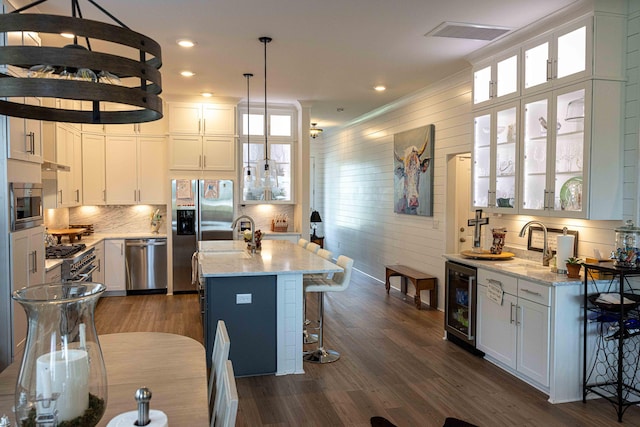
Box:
[468,275,475,341]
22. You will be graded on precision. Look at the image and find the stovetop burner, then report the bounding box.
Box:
[45,244,86,259]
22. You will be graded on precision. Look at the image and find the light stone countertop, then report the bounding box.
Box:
[444,253,585,286]
[198,239,342,277]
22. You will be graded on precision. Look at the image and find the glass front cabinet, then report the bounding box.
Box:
[521,84,588,217]
[473,103,519,213]
[473,49,519,108]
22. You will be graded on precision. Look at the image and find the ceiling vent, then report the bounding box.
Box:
[425,22,512,41]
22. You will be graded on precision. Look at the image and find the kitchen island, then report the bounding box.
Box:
[198,240,342,376]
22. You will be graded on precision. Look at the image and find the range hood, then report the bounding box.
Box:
[41,160,70,172]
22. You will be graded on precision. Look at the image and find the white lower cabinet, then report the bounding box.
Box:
[10,226,45,361]
[477,269,550,388]
[104,239,126,294]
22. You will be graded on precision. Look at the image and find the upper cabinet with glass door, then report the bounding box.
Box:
[473,49,519,108]
[523,14,625,96]
[239,106,295,203]
[472,102,519,213]
[521,80,622,220]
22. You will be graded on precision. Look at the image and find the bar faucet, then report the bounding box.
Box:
[232,215,256,253]
[519,221,553,267]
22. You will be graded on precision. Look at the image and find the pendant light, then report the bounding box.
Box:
[242,73,257,199]
[258,36,278,197]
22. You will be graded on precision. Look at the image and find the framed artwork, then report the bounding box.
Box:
[393,124,435,216]
[527,227,579,254]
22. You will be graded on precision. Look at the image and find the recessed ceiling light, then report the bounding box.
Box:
[180,71,195,77]
[374,85,386,92]
[177,39,195,48]
[60,33,74,39]
[201,92,213,98]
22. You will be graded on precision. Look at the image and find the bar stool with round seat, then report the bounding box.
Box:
[303,248,333,344]
[303,255,354,363]
[305,242,320,254]
[298,238,309,248]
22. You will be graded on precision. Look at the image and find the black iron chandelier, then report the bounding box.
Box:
[0,0,162,124]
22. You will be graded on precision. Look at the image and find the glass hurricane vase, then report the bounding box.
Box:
[12,282,107,427]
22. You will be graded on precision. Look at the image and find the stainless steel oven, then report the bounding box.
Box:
[59,247,98,282]
[9,182,43,231]
[445,261,482,354]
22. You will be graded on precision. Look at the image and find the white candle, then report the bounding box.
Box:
[36,349,89,422]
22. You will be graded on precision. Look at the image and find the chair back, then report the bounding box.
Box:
[212,360,239,427]
[306,242,320,254]
[209,320,230,417]
[317,248,333,261]
[332,255,354,290]
[298,238,309,248]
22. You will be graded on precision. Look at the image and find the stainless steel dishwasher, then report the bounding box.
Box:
[125,238,167,294]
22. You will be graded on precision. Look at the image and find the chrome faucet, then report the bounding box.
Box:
[232,215,256,253]
[519,221,553,267]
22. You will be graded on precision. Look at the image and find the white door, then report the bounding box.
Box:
[138,137,167,203]
[477,285,517,370]
[517,298,550,386]
[104,239,126,292]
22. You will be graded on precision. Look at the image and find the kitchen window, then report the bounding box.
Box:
[239,106,296,203]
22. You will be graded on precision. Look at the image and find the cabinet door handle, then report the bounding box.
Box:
[510,302,515,324]
[516,305,521,326]
[546,59,553,81]
[467,276,475,341]
[198,118,202,133]
[521,288,542,297]
[121,243,124,256]
[59,189,63,204]
[97,258,101,272]
[203,155,207,168]
[202,118,206,134]
[75,189,80,203]
[133,190,137,201]
[552,58,558,79]
[33,250,37,273]
[199,155,202,168]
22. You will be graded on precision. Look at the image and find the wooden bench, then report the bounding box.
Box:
[385,265,437,309]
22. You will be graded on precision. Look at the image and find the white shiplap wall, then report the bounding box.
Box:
[313,4,640,310]
[313,71,472,310]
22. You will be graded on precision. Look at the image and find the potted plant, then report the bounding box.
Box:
[565,257,583,278]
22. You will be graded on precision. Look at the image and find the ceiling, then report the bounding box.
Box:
[30,0,579,130]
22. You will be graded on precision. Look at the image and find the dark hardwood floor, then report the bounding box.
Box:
[95,274,640,427]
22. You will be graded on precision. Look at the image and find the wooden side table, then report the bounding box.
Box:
[310,236,324,248]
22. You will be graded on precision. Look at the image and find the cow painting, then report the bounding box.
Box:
[393,125,434,216]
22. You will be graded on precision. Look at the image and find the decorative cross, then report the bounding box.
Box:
[467,209,489,250]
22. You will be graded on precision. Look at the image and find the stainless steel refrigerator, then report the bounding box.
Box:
[172,179,234,293]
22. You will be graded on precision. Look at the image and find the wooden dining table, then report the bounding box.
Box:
[0,332,209,426]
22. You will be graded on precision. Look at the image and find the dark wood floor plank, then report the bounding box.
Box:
[95,272,640,426]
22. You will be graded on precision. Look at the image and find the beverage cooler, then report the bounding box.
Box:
[445,261,481,354]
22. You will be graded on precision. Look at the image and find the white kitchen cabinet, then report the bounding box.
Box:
[43,124,82,208]
[8,97,43,164]
[10,226,45,360]
[103,101,168,136]
[93,241,105,286]
[168,102,235,136]
[520,80,622,219]
[82,133,106,205]
[105,136,166,204]
[477,270,550,388]
[523,14,624,96]
[472,102,518,213]
[169,135,235,171]
[473,49,519,107]
[104,239,126,293]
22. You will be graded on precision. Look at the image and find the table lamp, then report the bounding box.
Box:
[310,210,322,240]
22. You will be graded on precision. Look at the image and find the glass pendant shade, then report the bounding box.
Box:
[12,283,107,426]
[259,158,278,190]
[243,165,257,200]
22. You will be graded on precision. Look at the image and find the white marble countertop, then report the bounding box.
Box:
[444,253,584,286]
[198,240,342,277]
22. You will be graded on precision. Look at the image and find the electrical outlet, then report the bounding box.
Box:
[236,293,252,304]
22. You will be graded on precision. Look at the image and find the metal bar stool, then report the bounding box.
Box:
[303,248,333,345]
[303,255,354,363]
